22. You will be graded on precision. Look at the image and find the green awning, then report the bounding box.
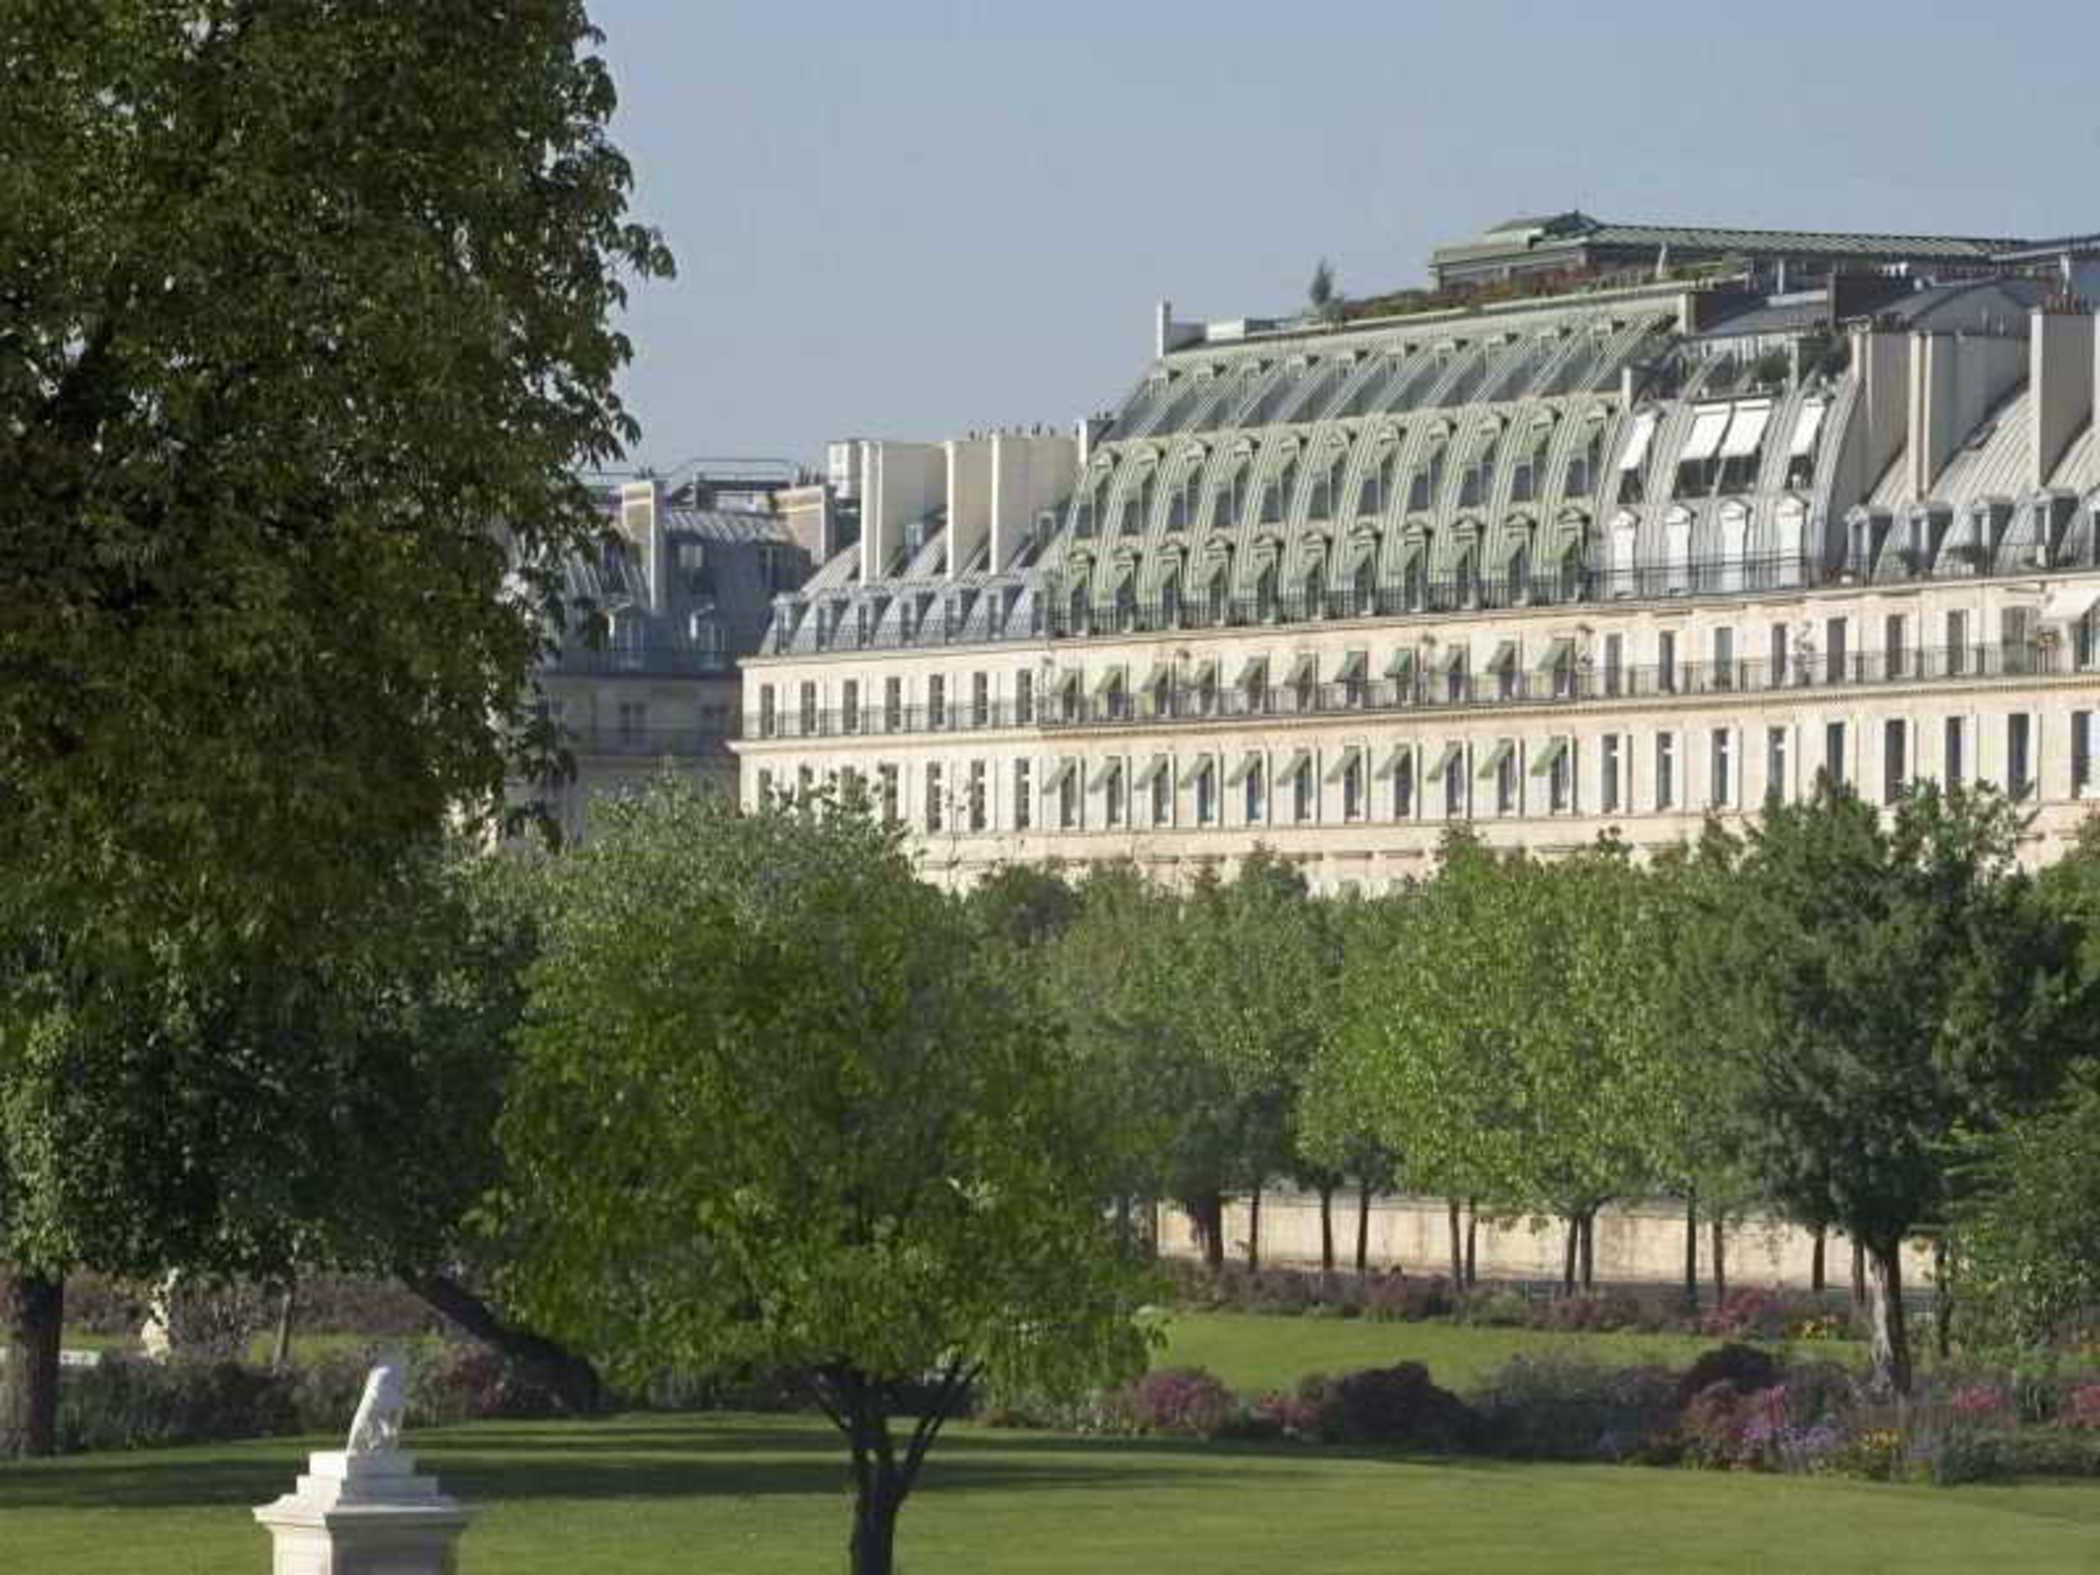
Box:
[1088,758,1123,791]
[1337,649,1369,683]
[1375,744,1414,780]
[1384,649,1416,679]
[1429,742,1464,777]
[1134,754,1171,788]
[1536,637,1575,672]
[1325,746,1363,784]
[1179,756,1214,788]
[1475,739,1513,779]
[1530,737,1570,776]
[1042,758,1078,792]
[1226,751,1264,787]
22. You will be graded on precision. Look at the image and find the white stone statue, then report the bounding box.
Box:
[345,1359,409,1455]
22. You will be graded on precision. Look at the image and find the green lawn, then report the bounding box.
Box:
[6,1411,2100,1574]
[1157,1310,1857,1393]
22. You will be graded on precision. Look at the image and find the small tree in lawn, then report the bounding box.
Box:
[497,784,1150,1575]
[1701,779,2077,1394]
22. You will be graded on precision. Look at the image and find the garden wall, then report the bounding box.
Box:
[1158,1192,1938,1289]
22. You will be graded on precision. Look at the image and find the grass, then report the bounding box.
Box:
[1157,1310,1858,1393]
[7,1411,2100,1574]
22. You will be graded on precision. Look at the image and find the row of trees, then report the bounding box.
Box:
[998,783,2100,1400]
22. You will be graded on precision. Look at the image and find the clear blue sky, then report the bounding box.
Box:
[587,0,2099,473]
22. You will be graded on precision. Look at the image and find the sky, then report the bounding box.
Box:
[586,0,2100,475]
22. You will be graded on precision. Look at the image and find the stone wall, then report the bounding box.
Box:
[1157,1190,1937,1289]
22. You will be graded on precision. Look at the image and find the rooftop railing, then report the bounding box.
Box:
[541,642,738,677]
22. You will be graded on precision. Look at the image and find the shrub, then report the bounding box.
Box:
[1948,1381,2013,1425]
[1362,1275,1453,1323]
[1453,1288,1531,1327]
[1470,1355,1677,1462]
[58,1358,298,1454]
[2063,1382,2100,1430]
[1324,1363,1475,1450]
[1534,1293,1647,1334]
[1674,1344,1780,1408]
[1105,1367,1237,1437]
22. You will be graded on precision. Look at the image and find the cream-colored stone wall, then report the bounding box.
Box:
[1158,1192,1937,1290]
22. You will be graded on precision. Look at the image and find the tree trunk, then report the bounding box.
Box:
[1810,1227,1826,1294]
[2,1270,63,1459]
[1561,1216,1579,1295]
[399,1270,603,1414]
[1354,1176,1372,1275]
[1851,1239,1867,1308]
[271,1281,296,1373]
[1246,1183,1262,1271]
[1317,1184,1335,1273]
[1867,1241,1913,1397]
[850,1466,905,1575]
[1464,1200,1478,1287]
[1683,1191,1699,1313]
[1932,1238,1952,1361]
[821,1361,967,1575]
[1710,1217,1727,1302]
[1447,1197,1464,1286]
[1188,1192,1226,1271]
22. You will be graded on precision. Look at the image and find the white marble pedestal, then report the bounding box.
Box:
[254,1450,468,1575]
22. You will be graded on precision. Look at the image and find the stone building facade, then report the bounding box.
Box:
[737,219,2100,890]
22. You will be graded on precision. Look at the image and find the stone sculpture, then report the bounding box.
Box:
[345,1358,408,1455]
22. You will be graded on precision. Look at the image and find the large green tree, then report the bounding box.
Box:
[497,786,1150,1575]
[0,1,665,1453]
[1700,781,2077,1393]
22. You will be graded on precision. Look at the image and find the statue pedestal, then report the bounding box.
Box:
[254,1450,468,1574]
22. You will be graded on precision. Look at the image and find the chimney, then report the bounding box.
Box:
[774,483,838,565]
[2030,306,2094,489]
[617,479,667,615]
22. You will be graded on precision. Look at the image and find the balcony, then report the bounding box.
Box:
[561,721,736,759]
[541,641,737,678]
[744,642,2072,744]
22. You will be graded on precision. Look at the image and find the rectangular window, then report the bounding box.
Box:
[1883,719,1906,804]
[1655,732,1676,810]
[2076,711,2093,797]
[1015,670,1035,725]
[1825,721,1846,787]
[1658,631,1677,694]
[759,684,777,738]
[1769,622,1788,689]
[1102,761,1124,828]
[1013,760,1032,830]
[972,672,990,727]
[1604,634,1623,697]
[2003,608,2036,676]
[1766,727,1788,803]
[1394,753,1415,819]
[1343,752,1365,821]
[1946,610,1968,677]
[1058,766,1080,830]
[1825,617,1848,684]
[968,760,988,831]
[617,699,647,745]
[925,763,944,832]
[1245,759,1267,824]
[798,681,817,734]
[842,680,860,734]
[1152,764,1173,826]
[1712,626,1734,689]
[1602,734,1622,813]
[1443,748,1467,819]
[2008,713,2033,799]
[884,676,903,731]
[1196,761,1218,826]
[1495,745,1518,816]
[1548,743,1571,813]
[928,675,946,730]
[1885,614,1907,680]
[1293,760,1315,823]
[1945,716,1965,785]
[1710,728,1732,808]
[877,764,898,822]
